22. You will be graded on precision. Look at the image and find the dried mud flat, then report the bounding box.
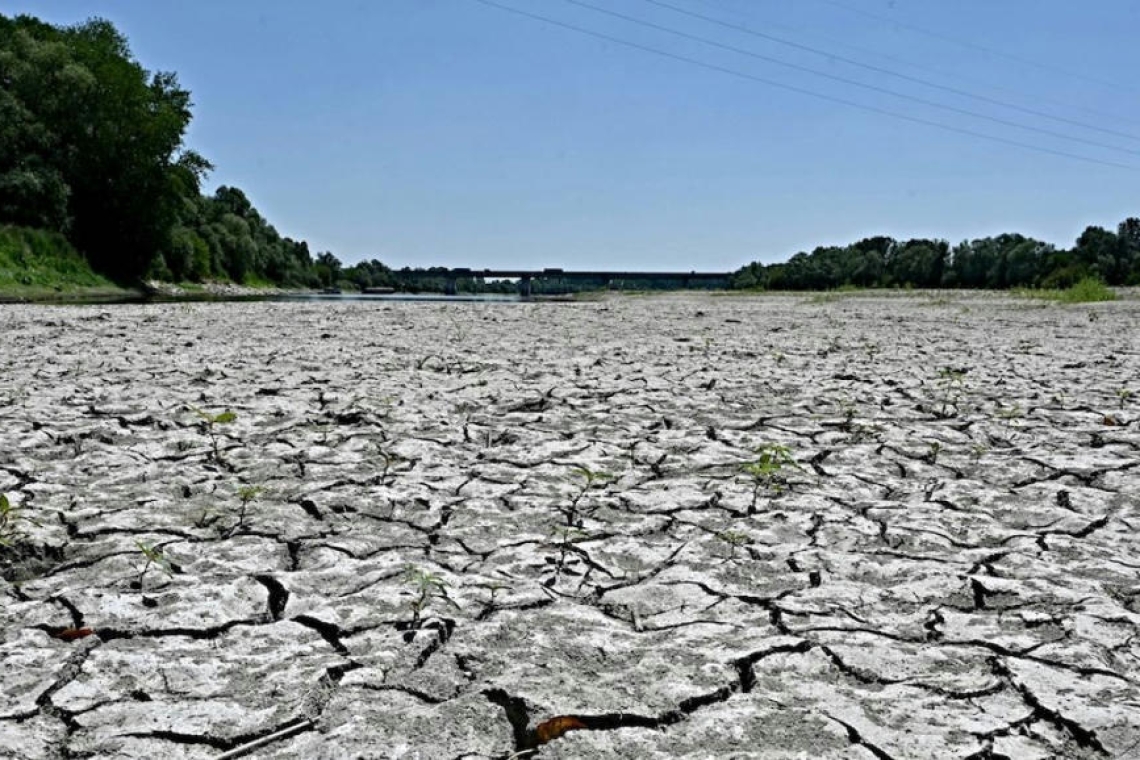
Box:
[1,292,1138,760]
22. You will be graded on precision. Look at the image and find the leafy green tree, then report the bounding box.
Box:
[1116,218,1140,285]
[1073,226,1119,284]
[0,14,209,280]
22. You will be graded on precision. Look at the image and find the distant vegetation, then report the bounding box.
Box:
[1015,277,1117,304]
[729,223,1140,292]
[1,12,1136,296]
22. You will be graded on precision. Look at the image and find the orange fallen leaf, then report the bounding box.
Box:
[52,627,95,642]
[535,715,587,745]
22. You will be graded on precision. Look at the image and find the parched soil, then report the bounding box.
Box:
[1,292,1138,759]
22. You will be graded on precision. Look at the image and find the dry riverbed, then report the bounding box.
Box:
[1,292,1138,759]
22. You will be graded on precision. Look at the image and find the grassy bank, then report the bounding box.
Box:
[0,225,130,301]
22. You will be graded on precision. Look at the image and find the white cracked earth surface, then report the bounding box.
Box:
[0,291,1138,760]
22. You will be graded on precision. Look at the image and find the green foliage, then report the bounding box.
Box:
[741,444,797,484]
[1016,277,1117,304]
[403,565,448,625]
[0,492,37,548]
[560,466,613,527]
[0,14,209,280]
[0,13,339,290]
[226,484,264,535]
[932,367,967,419]
[134,540,173,591]
[715,529,751,560]
[572,465,613,489]
[162,186,325,286]
[0,224,111,290]
[189,406,236,461]
[731,222,1140,292]
[741,445,800,514]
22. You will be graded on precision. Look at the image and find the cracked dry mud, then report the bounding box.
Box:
[1,292,1138,760]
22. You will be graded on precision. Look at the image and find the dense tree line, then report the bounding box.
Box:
[0,13,333,286]
[731,220,1140,291]
[4,13,1137,295]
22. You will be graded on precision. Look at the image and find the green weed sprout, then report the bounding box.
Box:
[0,493,38,549]
[189,406,237,462]
[1118,388,1134,409]
[403,565,448,627]
[933,367,967,419]
[134,540,173,591]
[561,466,613,527]
[741,445,800,514]
[229,484,265,535]
[925,441,942,465]
[715,529,751,561]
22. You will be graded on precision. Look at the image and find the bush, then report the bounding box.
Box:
[0,225,112,290]
[1017,277,1117,304]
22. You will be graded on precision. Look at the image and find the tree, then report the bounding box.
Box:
[1073,226,1118,284]
[0,14,208,280]
[314,252,342,288]
[1116,218,1140,285]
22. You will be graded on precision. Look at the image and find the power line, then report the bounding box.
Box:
[692,0,1140,129]
[465,0,1139,172]
[556,0,1140,159]
[638,0,1140,144]
[811,0,1140,94]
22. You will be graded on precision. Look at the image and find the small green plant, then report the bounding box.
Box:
[134,540,174,591]
[924,441,942,465]
[715,529,751,561]
[560,466,613,527]
[403,565,449,627]
[933,367,967,419]
[0,493,37,549]
[189,406,237,462]
[741,444,799,513]
[226,484,264,535]
[1118,388,1134,409]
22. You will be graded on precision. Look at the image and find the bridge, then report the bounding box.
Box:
[414,268,732,296]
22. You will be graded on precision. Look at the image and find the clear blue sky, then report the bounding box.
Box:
[10,1,1140,269]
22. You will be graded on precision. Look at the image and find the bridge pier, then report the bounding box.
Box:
[518,276,532,297]
[445,277,458,296]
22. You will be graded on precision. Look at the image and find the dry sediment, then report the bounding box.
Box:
[0,291,1138,759]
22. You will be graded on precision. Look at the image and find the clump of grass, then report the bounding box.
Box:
[0,225,114,293]
[1016,277,1116,304]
